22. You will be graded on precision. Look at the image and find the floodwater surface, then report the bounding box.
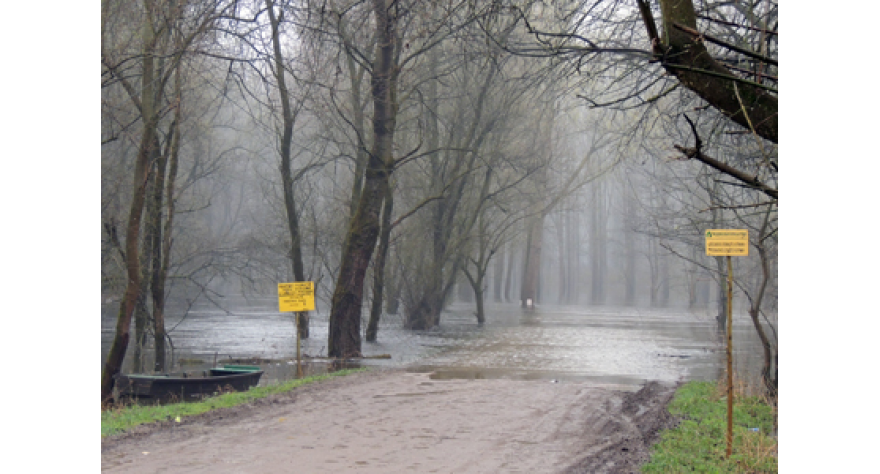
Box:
[101,297,770,390]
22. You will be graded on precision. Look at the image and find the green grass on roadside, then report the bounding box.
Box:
[642,381,777,473]
[101,368,366,438]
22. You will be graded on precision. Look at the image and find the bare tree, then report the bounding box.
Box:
[325,0,398,357]
[266,0,311,338]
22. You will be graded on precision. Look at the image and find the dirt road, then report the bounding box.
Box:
[101,370,678,473]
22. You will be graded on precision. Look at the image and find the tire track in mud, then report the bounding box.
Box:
[562,381,681,474]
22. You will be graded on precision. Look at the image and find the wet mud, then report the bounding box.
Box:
[563,381,680,474]
[102,370,681,473]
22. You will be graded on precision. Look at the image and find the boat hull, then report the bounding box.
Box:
[115,366,264,401]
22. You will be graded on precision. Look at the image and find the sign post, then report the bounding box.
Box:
[278,282,316,378]
[705,229,748,458]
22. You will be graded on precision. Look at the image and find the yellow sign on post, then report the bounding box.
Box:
[278,282,315,312]
[705,229,749,256]
[705,229,748,459]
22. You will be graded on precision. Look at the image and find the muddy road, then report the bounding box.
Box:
[101,370,678,473]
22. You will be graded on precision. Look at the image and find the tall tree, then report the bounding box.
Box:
[267,0,310,338]
[327,0,398,357]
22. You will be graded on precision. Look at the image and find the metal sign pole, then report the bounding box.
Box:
[726,255,734,458]
[278,281,315,380]
[295,312,303,378]
[705,230,746,459]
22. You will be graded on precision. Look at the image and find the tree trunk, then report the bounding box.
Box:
[366,182,393,342]
[148,122,171,372]
[101,10,160,401]
[504,242,515,303]
[406,258,460,330]
[133,278,149,373]
[749,307,776,397]
[149,158,167,372]
[328,165,388,356]
[520,215,543,308]
[659,251,669,307]
[151,69,182,372]
[385,260,400,315]
[556,212,567,304]
[649,238,661,307]
[268,0,309,340]
[341,18,370,221]
[133,200,154,374]
[327,0,396,358]
[590,180,606,305]
[687,257,699,309]
[492,243,504,303]
[623,190,636,306]
[474,285,485,325]
[463,267,485,326]
[101,116,158,403]
[565,211,581,305]
[748,209,778,399]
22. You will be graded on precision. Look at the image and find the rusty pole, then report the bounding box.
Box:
[295,312,303,378]
[726,255,734,457]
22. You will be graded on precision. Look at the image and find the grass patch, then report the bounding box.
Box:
[642,381,777,473]
[101,368,366,438]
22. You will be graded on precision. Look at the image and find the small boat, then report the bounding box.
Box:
[115,365,264,401]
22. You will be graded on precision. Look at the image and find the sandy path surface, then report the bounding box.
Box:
[102,370,678,473]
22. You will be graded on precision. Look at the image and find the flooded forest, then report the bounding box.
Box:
[101,0,778,404]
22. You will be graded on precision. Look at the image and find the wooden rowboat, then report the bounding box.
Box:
[115,365,263,401]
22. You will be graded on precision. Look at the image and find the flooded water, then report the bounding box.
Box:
[101,297,771,391]
[409,304,769,390]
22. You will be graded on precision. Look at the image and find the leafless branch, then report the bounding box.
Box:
[672,23,777,66]
[699,201,776,213]
[675,115,777,200]
[696,14,778,36]
[661,63,777,93]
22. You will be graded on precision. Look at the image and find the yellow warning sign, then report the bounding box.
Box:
[705,229,749,256]
[278,282,315,312]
